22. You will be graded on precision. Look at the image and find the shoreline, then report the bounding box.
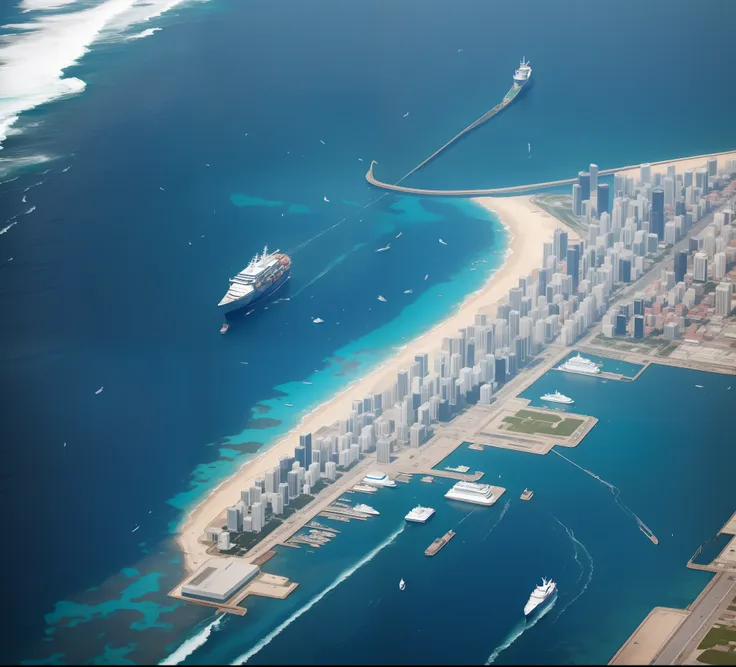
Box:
[176,194,575,574]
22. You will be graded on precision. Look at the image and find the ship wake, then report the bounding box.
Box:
[548,513,593,623]
[231,523,405,665]
[484,598,556,665]
[159,615,225,665]
[482,499,511,542]
[550,448,657,544]
[288,252,348,299]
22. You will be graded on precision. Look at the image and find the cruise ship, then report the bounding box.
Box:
[557,353,601,376]
[540,391,574,405]
[513,57,532,88]
[405,506,435,523]
[353,503,379,516]
[524,578,557,616]
[445,481,497,506]
[362,472,397,488]
[218,246,291,314]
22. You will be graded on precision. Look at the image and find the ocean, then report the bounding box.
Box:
[1,0,735,664]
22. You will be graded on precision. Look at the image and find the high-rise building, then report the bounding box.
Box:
[707,158,717,177]
[376,438,391,463]
[572,184,582,216]
[553,227,568,261]
[633,315,644,339]
[265,467,280,494]
[226,506,241,532]
[578,171,591,201]
[278,481,289,507]
[615,313,627,336]
[693,252,708,282]
[294,445,306,469]
[251,502,264,533]
[566,245,580,293]
[596,183,609,217]
[651,188,665,240]
[640,163,652,185]
[589,163,599,191]
[674,250,688,283]
[287,470,299,500]
[715,283,732,316]
[397,369,409,402]
[299,433,312,467]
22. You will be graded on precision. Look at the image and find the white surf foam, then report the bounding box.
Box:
[0,0,205,152]
[127,27,162,40]
[485,598,556,664]
[160,616,223,666]
[231,524,406,665]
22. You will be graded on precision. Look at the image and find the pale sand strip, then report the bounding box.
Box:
[608,607,689,666]
[615,151,736,178]
[176,194,575,574]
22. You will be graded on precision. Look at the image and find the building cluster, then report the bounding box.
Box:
[207,157,736,553]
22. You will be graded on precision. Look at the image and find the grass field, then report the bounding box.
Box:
[697,648,736,666]
[502,409,584,437]
[698,626,736,651]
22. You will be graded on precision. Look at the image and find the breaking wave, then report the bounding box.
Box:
[159,615,224,666]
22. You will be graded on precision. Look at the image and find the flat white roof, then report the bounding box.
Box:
[182,559,260,602]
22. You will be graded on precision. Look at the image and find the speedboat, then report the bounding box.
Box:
[399,578,406,591]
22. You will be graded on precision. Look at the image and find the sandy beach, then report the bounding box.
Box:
[176,194,574,573]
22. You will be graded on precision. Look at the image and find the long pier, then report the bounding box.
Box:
[395,84,522,186]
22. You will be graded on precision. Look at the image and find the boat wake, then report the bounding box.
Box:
[484,598,556,664]
[482,499,511,542]
[160,615,225,665]
[550,448,657,544]
[547,513,593,622]
[231,523,406,665]
[288,252,348,299]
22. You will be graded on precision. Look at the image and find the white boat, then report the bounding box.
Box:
[439,238,447,245]
[312,317,324,323]
[377,295,387,302]
[403,112,410,118]
[395,232,402,238]
[513,58,532,88]
[399,578,406,590]
[524,578,557,616]
[353,503,379,516]
[405,505,435,523]
[284,403,294,408]
[323,196,330,203]
[95,386,104,395]
[424,274,429,280]
[404,289,413,294]
[540,391,574,405]
[376,243,391,253]
[695,384,703,388]
[444,481,497,506]
[352,484,377,493]
[557,353,601,376]
[218,247,291,313]
[363,472,397,488]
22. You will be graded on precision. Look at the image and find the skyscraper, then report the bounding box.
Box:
[715,283,733,316]
[693,252,708,282]
[566,245,580,293]
[596,183,610,217]
[578,171,591,201]
[633,315,644,339]
[294,445,306,469]
[299,433,312,466]
[572,184,582,216]
[651,188,665,240]
[674,250,688,283]
[589,163,599,191]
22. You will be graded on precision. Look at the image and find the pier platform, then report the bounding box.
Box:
[608,607,689,666]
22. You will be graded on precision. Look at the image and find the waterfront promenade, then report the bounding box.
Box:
[366,150,736,197]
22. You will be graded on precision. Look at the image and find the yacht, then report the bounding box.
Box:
[540,391,574,405]
[399,578,406,591]
[352,484,377,493]
[524,578,557,616]
[363,472,397,488]
[444,481,497,506]
[557,353,601,376]
[353,503,379,516]
[404,506,435,523]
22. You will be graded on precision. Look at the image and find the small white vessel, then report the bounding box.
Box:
[399,578,406,590]
[541,391,574,405]
[424,274,429,280]
[352,484,377,493]
[377,295,387,302]
[395,232,402,238]
[513,58,532,88]
[312,317,324,323]
[302,381,312,385]
[557,354,601,376]
[95,386,104,395]
[524,578,557,616]
[323,196,330,203]
[284,403,294,407]
[405,506,436,523]
[695,384,704,388]
[404,289,413,294]
[319,139,326,145]
[363,472,397,488]
[439,238,447,245]
[376,243,391,253]
[354,503,379,516]
[403,112,410,118]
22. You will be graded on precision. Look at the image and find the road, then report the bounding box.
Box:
[653,573,736,664]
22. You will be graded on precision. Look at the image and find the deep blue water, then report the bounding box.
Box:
[1,0,735,664]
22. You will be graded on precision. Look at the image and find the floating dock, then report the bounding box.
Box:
[520,489,534,501]
[425,530,456,557]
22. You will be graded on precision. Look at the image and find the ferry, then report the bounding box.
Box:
[362,472,397,488]
[444,481,497,506]
[557,354,601,376]
[220,323,230,335]
[513,58,532,88]
[524,578,557,616]
[540,390,573,405]
[405,506,435,523]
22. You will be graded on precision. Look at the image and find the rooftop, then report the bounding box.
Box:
[181,559,260,602]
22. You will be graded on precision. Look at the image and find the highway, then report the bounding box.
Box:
[653,573,736,664]
[365,151,736,198]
